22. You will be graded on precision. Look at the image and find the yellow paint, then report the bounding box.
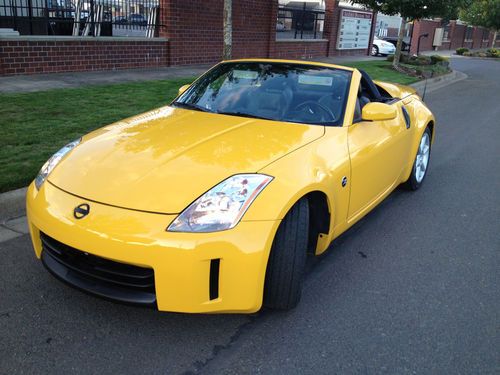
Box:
[27,59,435,313]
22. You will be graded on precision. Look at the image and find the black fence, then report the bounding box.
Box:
[0,0,160,37]
[277,2,325,40]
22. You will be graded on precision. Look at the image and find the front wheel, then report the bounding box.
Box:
[404,127,432,190]
[263,198,309,310]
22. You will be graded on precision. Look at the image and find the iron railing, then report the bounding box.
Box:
[277,2,325,40]
[0,0,160,37]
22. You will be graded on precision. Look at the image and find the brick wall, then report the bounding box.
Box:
[232,0,275,59]
[450,22,466,50]
[410,19,441,54]
[272,40,329,59]
[0,37,168,76]
[159,0,223,65]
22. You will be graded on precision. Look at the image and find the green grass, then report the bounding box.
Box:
[0,77,194,192]
[0,60,420,193]
[342,60,420,85]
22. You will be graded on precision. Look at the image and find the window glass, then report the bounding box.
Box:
[277,1,325,40]
[173,62,352,126]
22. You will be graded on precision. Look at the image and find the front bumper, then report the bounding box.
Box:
[26,182,280,313]
[379,45,396,55]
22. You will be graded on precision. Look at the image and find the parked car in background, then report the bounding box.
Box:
[129,13,147,26]
[371,36,396,56]
[382,36,411,52]
[113,16,128,24]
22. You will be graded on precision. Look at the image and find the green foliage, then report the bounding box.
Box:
[486,48,500,57]
[351,0,468,20]
[456,47,470,55]
[430,55,450,64]
[459,0,500,31]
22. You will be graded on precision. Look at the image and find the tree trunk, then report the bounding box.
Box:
[223,0,232,60]
[493,30,498,48]
[392,17,407,69]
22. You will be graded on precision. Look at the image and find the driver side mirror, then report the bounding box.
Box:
[361,102,397,121]
[178,84,191,96]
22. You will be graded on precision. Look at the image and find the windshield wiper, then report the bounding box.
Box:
[216,111,274,121]
[171,101,212,113]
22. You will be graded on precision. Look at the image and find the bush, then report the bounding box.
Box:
[463,51,472,56]
[456,47,469,55]
[416,55,432,65]
[430,55,449,64]
[486,48,499,57]
[386,54,395,62]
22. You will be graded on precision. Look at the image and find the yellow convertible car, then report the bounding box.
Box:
[27,59,435,313]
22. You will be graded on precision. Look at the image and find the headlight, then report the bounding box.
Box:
[35,138,81,190]
[167,174,273,233]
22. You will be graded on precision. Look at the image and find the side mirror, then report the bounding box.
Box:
[178,84,191,96]
[361,102,397,121]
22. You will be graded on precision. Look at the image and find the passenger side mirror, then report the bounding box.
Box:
[178,84,191,96]
[361,102,397,121]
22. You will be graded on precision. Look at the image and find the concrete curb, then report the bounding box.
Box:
[410,70,468,96]
[0,69,468,223]
[0,187,27,222]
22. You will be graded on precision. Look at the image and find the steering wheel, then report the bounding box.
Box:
[293,101,336,123]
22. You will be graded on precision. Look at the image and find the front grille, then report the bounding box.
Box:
[40,233,156,306]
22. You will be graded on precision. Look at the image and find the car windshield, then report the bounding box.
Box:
[172,62,352,126]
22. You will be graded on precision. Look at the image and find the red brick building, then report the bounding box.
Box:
[409,19,496,55]
[0,0,377,76]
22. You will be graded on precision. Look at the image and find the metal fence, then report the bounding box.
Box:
[0,0,160,37]
[276,2,325,40]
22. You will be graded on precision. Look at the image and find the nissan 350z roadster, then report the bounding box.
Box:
[27,59,435,313]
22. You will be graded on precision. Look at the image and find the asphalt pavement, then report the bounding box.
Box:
[1,57,499,375]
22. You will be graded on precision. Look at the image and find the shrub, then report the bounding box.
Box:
[386,54,395,62]
[486,48,499,57]
[456,47,469,55]
[463,51,472,56]
[430,55,449,64]
[416,55,432,65]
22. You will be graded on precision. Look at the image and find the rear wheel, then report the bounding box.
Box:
[371,45,379,56]
[404,127,431,190]
[263,198,309,310]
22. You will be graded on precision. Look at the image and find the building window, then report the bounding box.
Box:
[482,28,489,41]
[465,26,473,41]
[442,23,451,41]
[277,0,326,40]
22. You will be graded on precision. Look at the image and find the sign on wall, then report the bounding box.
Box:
[337,9,373,50]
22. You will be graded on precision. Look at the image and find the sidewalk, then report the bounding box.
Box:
[0,55,380,94]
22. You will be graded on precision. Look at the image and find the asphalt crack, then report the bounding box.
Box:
[182,313,263,374]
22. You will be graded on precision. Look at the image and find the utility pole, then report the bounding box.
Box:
[223,0,232,60]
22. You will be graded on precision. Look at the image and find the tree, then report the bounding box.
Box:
[351,0,468,67]
[459,0,500,45]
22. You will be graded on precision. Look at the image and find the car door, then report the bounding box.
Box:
[347,98,412,222]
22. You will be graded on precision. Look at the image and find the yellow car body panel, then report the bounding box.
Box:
[27,59,435,313]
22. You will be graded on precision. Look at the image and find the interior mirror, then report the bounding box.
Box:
[361,102,397,121]
[178,84,191,96]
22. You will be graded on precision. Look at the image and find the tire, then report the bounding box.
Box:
[371,45,379,56]
[404,127,432,190]
[263,198,309,310]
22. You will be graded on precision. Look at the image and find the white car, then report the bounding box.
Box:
[372,37,396,56]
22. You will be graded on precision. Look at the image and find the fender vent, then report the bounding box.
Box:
[209,259,220,300]
[402,106,411,129]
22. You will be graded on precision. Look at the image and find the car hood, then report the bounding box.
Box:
[48,106,324,214]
